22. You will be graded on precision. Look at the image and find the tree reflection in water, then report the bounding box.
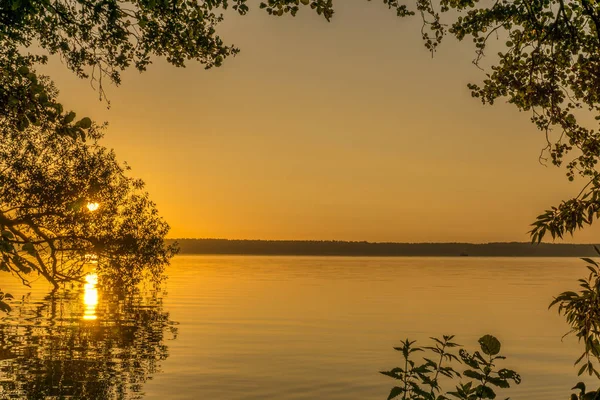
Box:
[0,275,177,399]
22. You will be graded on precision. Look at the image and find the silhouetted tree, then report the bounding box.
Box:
[3,2,600,397]
[0,0,343,288]
[412,0,600,242]
[266,4,600,240]
[0,64,175,288]
[3,0,600,242]
[0,0,340,101]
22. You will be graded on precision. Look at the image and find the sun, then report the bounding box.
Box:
[86,202,100,212]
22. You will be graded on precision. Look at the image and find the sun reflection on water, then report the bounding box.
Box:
[83,273,98,321]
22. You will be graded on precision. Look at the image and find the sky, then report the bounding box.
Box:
[38,0,600,243]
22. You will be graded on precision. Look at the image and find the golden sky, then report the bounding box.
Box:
[38,0,600,243]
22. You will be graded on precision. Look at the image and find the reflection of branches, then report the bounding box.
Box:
[0,281,177,400]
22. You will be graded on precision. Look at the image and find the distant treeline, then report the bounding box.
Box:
[167,239,600,257]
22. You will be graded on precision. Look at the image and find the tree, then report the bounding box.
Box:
[264,0,600,243]
[280,0,600,243]
[412,0,600,242]
[0,0,340,101]
[1,0,599,287]
[3,0,600,396]
[0,58,175,288]
[3,0,599,243]
[0,0,347,288]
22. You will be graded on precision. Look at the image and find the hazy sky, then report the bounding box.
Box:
[39,0,600,242]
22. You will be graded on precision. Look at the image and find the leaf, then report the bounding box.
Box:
[0,301,11,313]
[460,349,480,369]
[498,369,521,384]
[64,111,76,124]
[479,335,501,356]
[0,262,9,272]
[487,376,510,388]
[586,264,597,274]
[11,256,31,274]
[380,368,403,380]
[387,386,405,400]
[78,117,92,129]
[463,369,485,380]
[575,351,587,365]
[476,385,496,399]
[582,258,598,266]
[21,242,35,256]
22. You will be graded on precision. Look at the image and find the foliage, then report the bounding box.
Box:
[263,0,600,243]
[0,60,177,288]
[0,0,344,101]
[4,0,598,242]
[570,382,600,400]
[550,250,600,379]
[0,0,391,291]
[380,334,520,400]
[1,0,597,290]
[411,0,600,241]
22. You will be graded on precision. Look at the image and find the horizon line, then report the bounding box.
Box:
[165,238,600,246]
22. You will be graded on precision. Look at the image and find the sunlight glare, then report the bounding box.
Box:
[83,273,98,321]
[86,202,99,212]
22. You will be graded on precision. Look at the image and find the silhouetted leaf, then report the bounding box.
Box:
[478,335,501,356]
[476,385,496,399]
[21,243,35,256]
[387,386,404,400]
[78,117,92,129]
[0,262,9,272]
[0,301,10,313]
[463,369,484,380]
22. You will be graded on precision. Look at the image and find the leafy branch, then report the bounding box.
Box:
[550,249,600,379]
[381,335,520,400]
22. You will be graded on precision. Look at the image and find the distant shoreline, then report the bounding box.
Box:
[167,239,600,257]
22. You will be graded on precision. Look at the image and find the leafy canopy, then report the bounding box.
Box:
[0,0,342,99]
[0,0,411,288]
[551,250,600,379]
[3,0,600,289]
[4,0,598,243]
[0,56,175,288]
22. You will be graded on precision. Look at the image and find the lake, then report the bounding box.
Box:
[0,255,595,399]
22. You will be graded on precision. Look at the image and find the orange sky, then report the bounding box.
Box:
[37,1,600,243]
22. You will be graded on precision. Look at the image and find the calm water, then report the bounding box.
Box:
[0,256,596,399]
